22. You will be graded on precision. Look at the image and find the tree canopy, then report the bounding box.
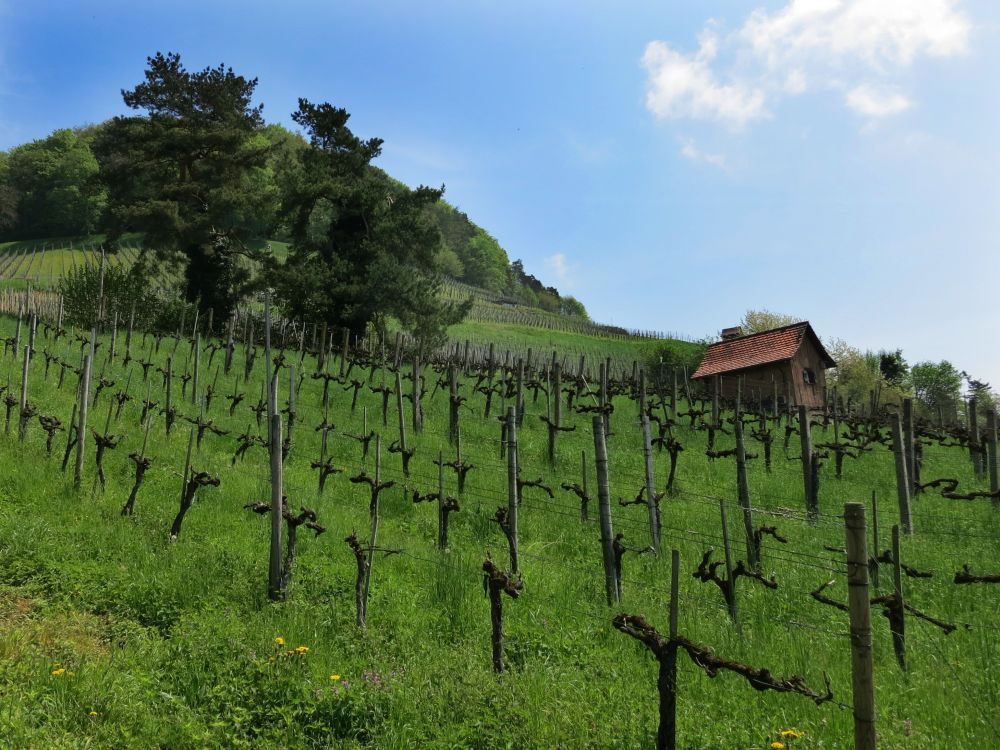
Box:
[269,100,469,346]
[95,52,274,318]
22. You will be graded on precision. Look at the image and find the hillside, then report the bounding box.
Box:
[0,309,996,748]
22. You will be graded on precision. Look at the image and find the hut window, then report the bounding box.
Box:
[802,368,817,385]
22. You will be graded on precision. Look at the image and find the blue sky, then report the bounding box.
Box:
[2,1,998,383]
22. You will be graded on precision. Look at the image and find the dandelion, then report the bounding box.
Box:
[294,645,309,655]
[781,729,805,739]
[88,710,99,717]
[274,636,285,646]
[330,674,341,681]
[51,668,66,676]
[770,743,785,750]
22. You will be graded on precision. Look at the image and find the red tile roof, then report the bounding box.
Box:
[691,321,835,379]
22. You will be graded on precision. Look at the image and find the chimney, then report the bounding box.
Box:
[720,326,743,341]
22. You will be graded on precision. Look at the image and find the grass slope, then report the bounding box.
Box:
[0,315,997,748]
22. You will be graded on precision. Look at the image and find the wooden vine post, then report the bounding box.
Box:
[844,502,876,750]
[17,345,30,442]
[890,524,906,671]
[268,408,284,601]
[74,354,92,490]
[734,416,758,569]
[664,549,680,750]
[799,405,816,518]
[986,409,999,505]
[719,499,739,626]
[640,369,661,554]
[969,397,983,479]
[593,416,619,605]
[890,413,913,535]
[505,406,519,574]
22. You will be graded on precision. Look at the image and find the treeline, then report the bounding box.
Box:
[0,53,587,338]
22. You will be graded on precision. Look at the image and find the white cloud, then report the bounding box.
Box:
[679,137,727,168]
[643,0,970,124]
[845,83,912,116]
[544,253,576,289]
[642,37,767,127]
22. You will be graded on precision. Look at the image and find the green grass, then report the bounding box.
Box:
[0,317,997,749]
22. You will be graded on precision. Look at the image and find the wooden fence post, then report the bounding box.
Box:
[663,549,680,750]
[891,524,906,671]
[593,416,619,605]
[719,499,739,627]
[799,405,815,518]
[890,414,913,535]
[986,410,998,506]
[73,355,92,490]
[17,345,30,442]
[844,502,876,750]
[268,408,284,602]
[506,406,519,574]
[969,397,983,479]
[734,416,758,569]
[903,397,916,491]
[870,490,880,590]
[641,410,660,555]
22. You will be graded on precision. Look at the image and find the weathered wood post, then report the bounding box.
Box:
[987,410,999,506]
[506,406,519,574]
[870,490,880,590]
[890,524,906,671]
[663,549,680,750]
[268,407,284,601]
[969,397,983,479]
[719,498,739,626]
[734,416,758,569]
[17,345,30,442]
[890,413,913,535]
[844,502,877,750]
[902,397,916,491]
[593,416,619,605]
[191,333,201,405]
[641,405,661,554]
[799,405,815,518]
[74,355,92,490]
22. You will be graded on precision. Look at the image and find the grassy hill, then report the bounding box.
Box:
[0,309,996,748]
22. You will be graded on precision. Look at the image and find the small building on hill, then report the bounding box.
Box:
[691,321,836,408]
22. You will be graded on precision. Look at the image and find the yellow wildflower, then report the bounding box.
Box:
[274,636,285,646]
[51,668,66,676]
[295,645,309,655]
[771,743,785,750]
[88,710,99,717]
[781,729,805,739]
[330,674,341,681]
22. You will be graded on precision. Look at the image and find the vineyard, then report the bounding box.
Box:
[0,296,998,749]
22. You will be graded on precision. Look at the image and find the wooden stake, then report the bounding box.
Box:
[734,416,758,569]
[268,408,284,601]
[719,498,739,627]
[799,405,815,518]
[74,355,91,490]
[593,416,619,605]
[506,406,519,574]
[844,502,876,750]
[890,413,913,535]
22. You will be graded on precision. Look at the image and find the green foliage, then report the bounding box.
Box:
[738,308,799,334]
[645,338,708,381]
[271,99,468,345]
[878,348,909,387]
[4,129,106,238]
[95,52,272,319]
[911,360,962,414]
[56,257,162,329]
[559,295,588,319]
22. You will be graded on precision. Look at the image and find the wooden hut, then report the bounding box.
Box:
[691,321,835,408]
